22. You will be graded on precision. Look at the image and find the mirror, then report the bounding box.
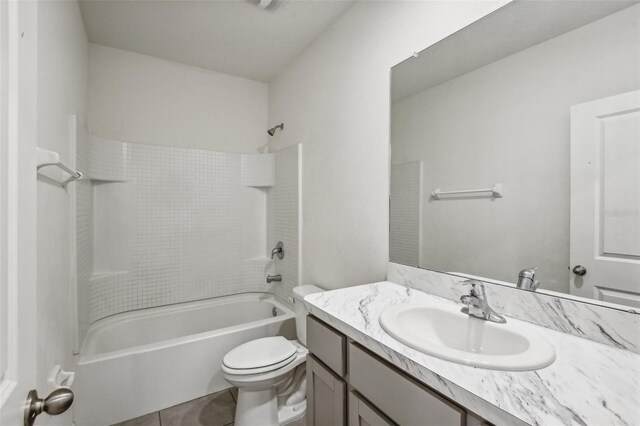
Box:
[390,1,640,310]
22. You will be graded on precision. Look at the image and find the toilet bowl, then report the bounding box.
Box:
[222,285,323,426]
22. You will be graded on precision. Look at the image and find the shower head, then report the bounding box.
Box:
[267,123,284,136]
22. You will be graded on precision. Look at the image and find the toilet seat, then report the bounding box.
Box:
[222,336,298,375]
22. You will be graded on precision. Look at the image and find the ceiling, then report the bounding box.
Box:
[392,0,638,102]
[79,0,354,82]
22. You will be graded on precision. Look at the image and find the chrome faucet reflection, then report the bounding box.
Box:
[460,280,506,323]
[266,274,282,283]
[517,267,540,291]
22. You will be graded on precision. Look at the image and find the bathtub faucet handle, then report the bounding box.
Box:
[271,242,284,260]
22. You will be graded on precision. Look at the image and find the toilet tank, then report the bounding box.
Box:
[292,285,324,346]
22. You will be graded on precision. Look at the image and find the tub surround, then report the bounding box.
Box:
[76,134,301,330]
[389,262,640,353]
[304,282,640,426]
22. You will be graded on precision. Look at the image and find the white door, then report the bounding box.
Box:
[0,1,39,425]
[570,90,640,308]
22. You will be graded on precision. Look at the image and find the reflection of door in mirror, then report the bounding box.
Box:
[570,90,640,308]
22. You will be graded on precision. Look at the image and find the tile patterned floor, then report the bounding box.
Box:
[113,388,237,426]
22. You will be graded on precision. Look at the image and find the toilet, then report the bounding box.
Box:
[222,285,324,426]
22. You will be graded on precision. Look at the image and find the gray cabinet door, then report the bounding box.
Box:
[307,355,346,426]
[348,391,395,426]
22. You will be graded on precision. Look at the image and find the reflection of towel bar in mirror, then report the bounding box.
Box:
[36,147,83,188]
[431,183,503,200]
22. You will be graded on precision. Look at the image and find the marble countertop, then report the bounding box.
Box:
[304,282,640,426]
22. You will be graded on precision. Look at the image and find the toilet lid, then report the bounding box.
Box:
[223,336,297,371]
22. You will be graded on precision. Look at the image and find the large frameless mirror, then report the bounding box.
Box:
[390,1,640,311]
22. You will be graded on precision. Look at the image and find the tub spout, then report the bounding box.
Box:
[266,274,282,283]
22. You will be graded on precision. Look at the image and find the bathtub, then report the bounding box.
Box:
[74,293,295,426]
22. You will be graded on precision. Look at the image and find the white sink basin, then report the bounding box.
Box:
[379,300,556,371]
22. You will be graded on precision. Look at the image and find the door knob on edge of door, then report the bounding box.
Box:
[24,388,74,426]
[572,265,587,276]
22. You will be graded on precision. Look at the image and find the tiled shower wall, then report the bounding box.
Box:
[389,161,421,267]
[75,123,93,341]
[268,145,300,302]
[76,135,300,337]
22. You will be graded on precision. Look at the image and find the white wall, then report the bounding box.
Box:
[267,1,507,290]
[391,5,640,293]
[36,1,88,424]
[88,44,268,153]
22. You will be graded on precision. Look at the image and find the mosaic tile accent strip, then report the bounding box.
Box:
[268,145,300,304]
[88,136,127,181]
[84,140,273,322]
[244,257,275,292]
[390,161,421,267]
[75,119,93,342]
[241,153,274,187]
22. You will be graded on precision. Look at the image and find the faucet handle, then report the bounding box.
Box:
[460,279,484,296]
[460,294,479,306]
[271,241,284,260]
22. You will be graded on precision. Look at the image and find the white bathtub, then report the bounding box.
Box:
[74,293,295,426]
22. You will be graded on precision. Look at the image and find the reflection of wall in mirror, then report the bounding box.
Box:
[390,4,640,294]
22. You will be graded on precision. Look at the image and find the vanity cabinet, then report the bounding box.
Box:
[348,391,395,426]
[307,354,346,426]
[306,315,492,426]
[349,343,465,425]
[307,315,346,376]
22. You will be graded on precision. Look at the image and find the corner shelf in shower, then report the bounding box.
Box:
[37,147,83,187]
[240,153,274,187]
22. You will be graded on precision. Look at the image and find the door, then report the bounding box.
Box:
[570,90,640,308]
[307,355,346,426]
[0,0,39,425]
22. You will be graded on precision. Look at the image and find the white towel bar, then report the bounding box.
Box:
[431,183,503,200]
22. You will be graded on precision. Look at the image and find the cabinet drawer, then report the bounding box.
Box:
[349,343,465,426]
[349,391,396,426]
[307,315,346,376]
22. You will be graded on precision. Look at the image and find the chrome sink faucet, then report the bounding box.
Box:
[460,280,506,323]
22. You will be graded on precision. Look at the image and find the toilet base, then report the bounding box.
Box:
[233,387,307,426]
[279,399,306,425]
[235,388,279,426]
